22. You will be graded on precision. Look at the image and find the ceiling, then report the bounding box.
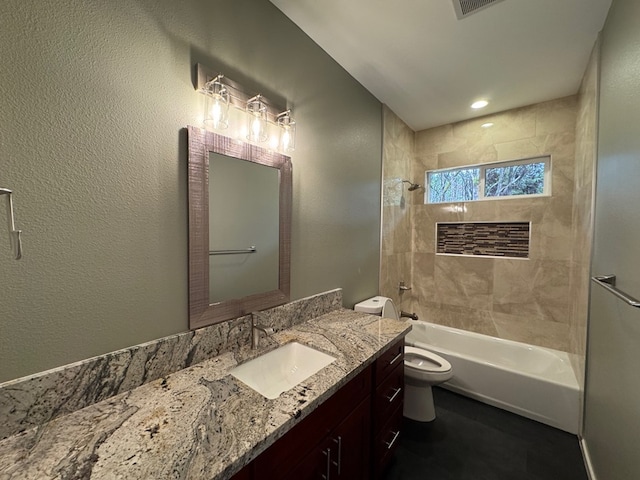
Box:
[270,0,612,131]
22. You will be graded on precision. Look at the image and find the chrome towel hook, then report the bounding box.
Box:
[0,188,23,260]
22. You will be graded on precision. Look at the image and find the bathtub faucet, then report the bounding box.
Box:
[400,311,419,320]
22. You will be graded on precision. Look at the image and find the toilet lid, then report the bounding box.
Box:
[404,346,452,373]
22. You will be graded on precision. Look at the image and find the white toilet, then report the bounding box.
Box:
[354,296,453,422]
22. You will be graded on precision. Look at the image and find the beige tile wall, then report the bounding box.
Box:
[409,96,579,352]
[382,95,592,353]
[568,38,600,386]
[381,106,414,311]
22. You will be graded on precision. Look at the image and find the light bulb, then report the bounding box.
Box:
[251,117,262,139]
[203,75,229,129]
[246,95,268,143]
[281,129,290,151]
[276,110,296,152]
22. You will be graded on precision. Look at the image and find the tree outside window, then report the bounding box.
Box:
[426,156,550,204]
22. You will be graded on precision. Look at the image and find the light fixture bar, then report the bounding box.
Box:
[196,63,287,123]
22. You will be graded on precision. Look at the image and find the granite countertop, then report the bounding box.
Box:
[0,309,410,480]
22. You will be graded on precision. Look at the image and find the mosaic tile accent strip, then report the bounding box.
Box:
[0,289,343,440]
[436,222,530,258]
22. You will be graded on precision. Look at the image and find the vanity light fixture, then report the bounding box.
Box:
[276,110,296,152]
[246,95,268,143]
[196,64,296,153]
[471,100,489,109]
[202,75,230,129]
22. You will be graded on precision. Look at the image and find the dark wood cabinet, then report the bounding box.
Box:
[371,339,404,478]
[330,398,371,480]
[280,398,371,480]
[254,366,371,480]
[230,464,252,480]
[239,337,405,480]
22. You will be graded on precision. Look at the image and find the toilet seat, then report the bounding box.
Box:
[404,346,452,374]
[381,298,400,320]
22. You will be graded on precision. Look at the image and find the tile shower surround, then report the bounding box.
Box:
[382,95,590,354]
[0,289,343,441]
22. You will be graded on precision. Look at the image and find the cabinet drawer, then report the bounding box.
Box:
[374,339,404,384]
[373,362,404,433]
[373,405,403,478]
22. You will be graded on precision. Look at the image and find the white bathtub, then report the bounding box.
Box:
[406,321,580,434]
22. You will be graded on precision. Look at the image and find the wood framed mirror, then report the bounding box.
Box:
[187,126,292,329]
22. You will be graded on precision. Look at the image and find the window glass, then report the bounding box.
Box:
[428,167,480,203]
[426,156,550,204]
[484,162,545,197]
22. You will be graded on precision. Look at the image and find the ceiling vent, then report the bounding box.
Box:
[452,0,505,19]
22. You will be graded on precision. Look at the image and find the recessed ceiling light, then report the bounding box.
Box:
[481,122,494,128]
[471,100,489,109]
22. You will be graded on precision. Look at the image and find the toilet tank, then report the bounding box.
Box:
[354,296,399,320]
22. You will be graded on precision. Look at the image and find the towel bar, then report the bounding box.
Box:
[591,275,640,308]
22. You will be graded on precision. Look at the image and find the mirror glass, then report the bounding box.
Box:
[209,152,280,303]
[188,126,291,329]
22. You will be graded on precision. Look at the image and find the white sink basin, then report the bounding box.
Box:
[230,342,336,399]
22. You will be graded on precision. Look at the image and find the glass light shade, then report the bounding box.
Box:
[277,111,296,152]
[246,95,268,143]
[203,76,229,129]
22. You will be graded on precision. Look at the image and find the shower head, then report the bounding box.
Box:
[402,180,422,191]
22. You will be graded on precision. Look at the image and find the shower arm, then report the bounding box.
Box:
[401,180,422,191]
[0,188,23,260]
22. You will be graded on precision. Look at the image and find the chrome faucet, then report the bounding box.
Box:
[251,312,274,350]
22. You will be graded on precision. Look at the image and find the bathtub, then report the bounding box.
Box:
[406,321,580,434]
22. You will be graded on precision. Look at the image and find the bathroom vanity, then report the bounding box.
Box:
[0,301,410,480]
[236,337,405,480]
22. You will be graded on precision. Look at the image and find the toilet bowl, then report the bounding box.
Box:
[404,346,453,422]
[353,296,454,422]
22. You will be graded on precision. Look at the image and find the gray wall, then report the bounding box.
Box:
[583,0,640,477]
[0,0,382,383]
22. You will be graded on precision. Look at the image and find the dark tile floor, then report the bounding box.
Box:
[384,388,588,480]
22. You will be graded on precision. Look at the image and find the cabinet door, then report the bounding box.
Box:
[280,438,333,480]
[329,398,371,480]
[280,398,372,480]
[254,366,372,479]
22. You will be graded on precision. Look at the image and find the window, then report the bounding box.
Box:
[426,156,550,204]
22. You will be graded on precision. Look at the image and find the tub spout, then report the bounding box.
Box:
[401,311,419,320]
